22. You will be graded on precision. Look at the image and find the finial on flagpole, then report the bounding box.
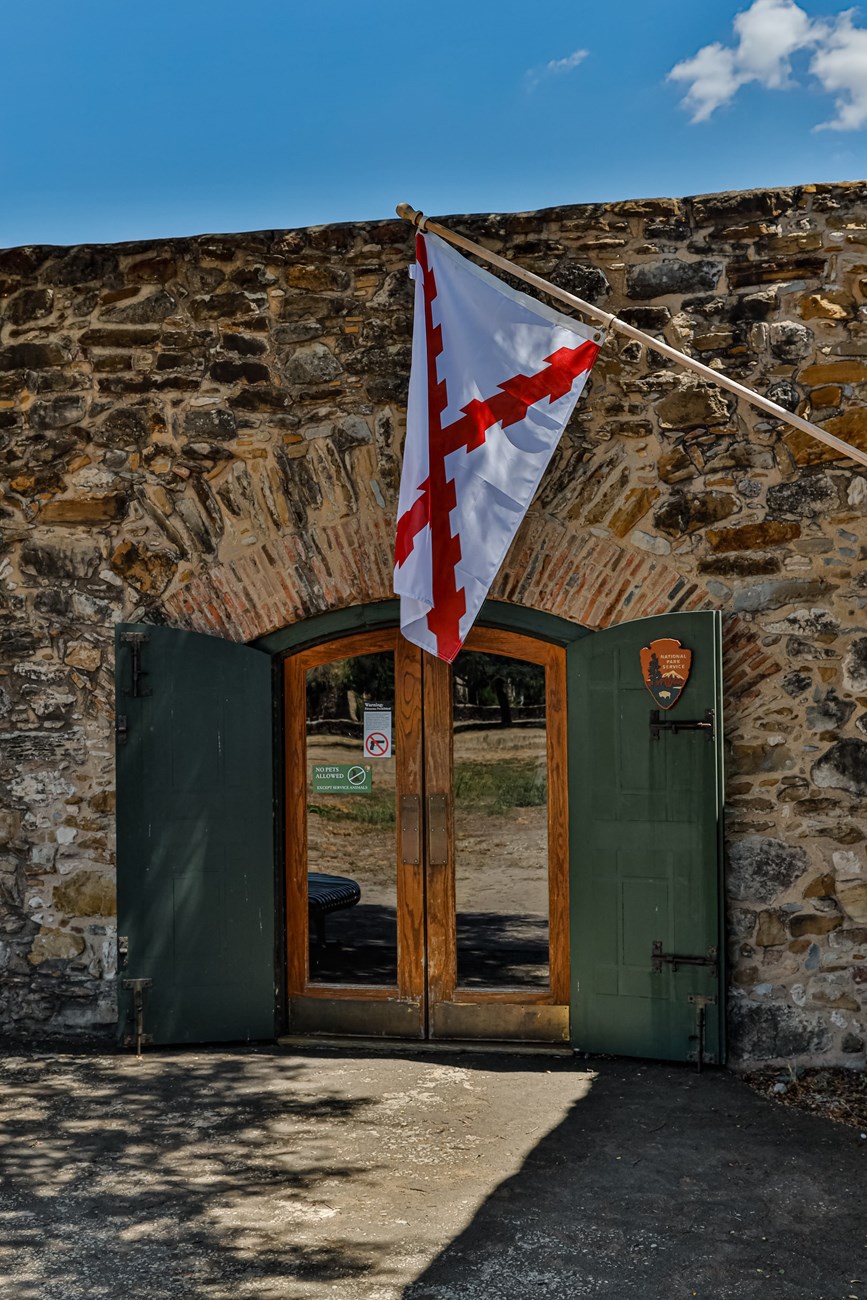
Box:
[396,202,427,230]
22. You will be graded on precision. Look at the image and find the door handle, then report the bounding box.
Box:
[428,793,449,866]
[400,795,421,865]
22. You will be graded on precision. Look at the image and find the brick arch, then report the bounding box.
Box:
[159,509,719,641]
[159,510,778,709]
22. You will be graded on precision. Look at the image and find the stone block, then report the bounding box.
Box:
[626,259,722,299]
[803,873,836,899]
[728,999,832,1060]
[20,538,103,581]
[843,639,867,695]
[209,359,271,385]
[799,293,850,320]
[756,910,787,946]
[766,476,840,518]
[608,487,658,537]
[727,256,826,289]
[550,259,610,303]
[798,360,867,385]
[29,396,86,431]
[836,879,867,926]
[6,288,54,324]
[708,520,800,552]
[805,689,855,731]
[52,871,116,918]
[64,643,102,672]
[654,490,739,535]
[282,343,343,385]
[99,290,176,324]
[0,342,68,371]
[812,740,867,797]
[789,913,843,938]
[727,836,809,903]
[38,496,126,525]
[769,321,812,362]
[733,579,830,614]
[655,385,731,429]
[28,928,86,964]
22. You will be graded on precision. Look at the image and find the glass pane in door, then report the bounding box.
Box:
[305,651,397,986]
[451,650,550,988]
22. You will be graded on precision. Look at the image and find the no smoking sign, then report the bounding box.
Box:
[363,705,392,759]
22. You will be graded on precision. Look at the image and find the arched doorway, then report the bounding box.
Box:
[115,600,724,1061]
[283,623,569,1042]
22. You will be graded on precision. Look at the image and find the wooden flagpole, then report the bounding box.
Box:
[396,202,867,471]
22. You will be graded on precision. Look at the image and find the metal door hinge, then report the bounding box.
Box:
[121,631,150,699]
[651,941,718,979]
[118,935,129,969]
[649,707,714,742]
[116,714,129,745]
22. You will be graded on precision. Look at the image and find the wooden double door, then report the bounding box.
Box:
[283,626,569,1042]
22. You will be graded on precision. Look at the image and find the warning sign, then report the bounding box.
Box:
[363,704,392,759]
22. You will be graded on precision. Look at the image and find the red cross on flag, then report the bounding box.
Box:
[394,231,602,662]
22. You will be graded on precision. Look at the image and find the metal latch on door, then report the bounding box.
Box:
[649,708,715,741]
[651,940,718,979]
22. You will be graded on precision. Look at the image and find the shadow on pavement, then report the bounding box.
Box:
[0,1049,383,1299]
[403,1058,865,1300]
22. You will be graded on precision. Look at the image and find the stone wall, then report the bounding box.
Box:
[2,182,867,1063]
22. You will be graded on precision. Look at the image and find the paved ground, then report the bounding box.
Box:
[0,1046,863,1299]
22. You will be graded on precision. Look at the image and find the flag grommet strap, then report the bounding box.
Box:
[394,231,600,662]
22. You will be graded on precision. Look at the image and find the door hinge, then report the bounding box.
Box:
[651,941,718,979]
[649,707,714,742]
[116,714,129,745]
[121,631,150,699]
[118,935,129,969]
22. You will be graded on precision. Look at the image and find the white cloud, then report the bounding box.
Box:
[667,42,746,122]
[525,48,588,91]
[668,0,867,130]
[811,12,867,128]
[732,0,816,86]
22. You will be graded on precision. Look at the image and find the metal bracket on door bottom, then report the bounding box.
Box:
[649,708,715,742]
[122,977,153,1056]
[688,994,717,1074]
[428,794,448,866]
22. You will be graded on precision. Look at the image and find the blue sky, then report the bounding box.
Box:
[2,0,866,248]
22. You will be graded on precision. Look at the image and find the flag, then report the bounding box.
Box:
[393,231,602,662]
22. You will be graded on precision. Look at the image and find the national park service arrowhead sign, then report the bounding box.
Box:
[640,638,693,710]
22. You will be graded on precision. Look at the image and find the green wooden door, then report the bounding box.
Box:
[568,612,724,1063]
[115,624,276,1045]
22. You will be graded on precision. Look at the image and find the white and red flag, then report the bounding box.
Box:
[394,231,602,662]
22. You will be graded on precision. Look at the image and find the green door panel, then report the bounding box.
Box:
[115,624,276,1045]
[568,611,724,1063]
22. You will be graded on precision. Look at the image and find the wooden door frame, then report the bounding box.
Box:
[260,600,590,1041]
